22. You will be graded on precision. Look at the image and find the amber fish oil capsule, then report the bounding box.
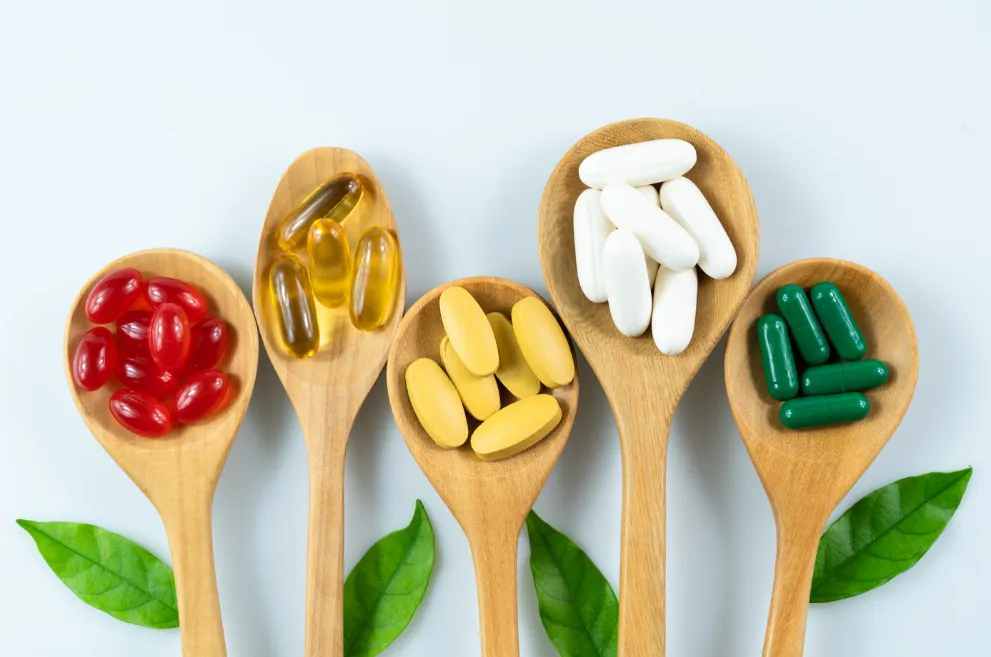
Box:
[270,255,319,358]
[780,393,870,429]
[757,314,799,401]
[776,284,830,365]
[350,226,400,331]
[278,174,363,251]
[802,359,889,396]
[307,218,351,308]
[811,282,867,360]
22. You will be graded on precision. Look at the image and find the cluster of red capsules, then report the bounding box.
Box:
[71,268,235,437]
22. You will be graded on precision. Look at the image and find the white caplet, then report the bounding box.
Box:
[659,177,737,280]
[600,183,699,272]
[603,228,652,337]
[651,266,698,355]
[579,139,697,188]
[573,189,612,302]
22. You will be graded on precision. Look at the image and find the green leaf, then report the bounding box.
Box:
[17,520,178,628]
[343,500,435,657]
[526,510,618,657]
[811,467,973,603]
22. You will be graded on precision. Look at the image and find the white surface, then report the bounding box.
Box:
[0,1,988,655]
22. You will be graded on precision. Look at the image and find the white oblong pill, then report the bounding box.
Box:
[635,185,659,205]
[603,229,652,337]
[659,177,737,280]
[600,183,699,272]
[579,139,697,188]
[573,189,613,303]
[651,266,697,355]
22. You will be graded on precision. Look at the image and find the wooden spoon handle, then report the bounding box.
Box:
[160,486,227,657]
[470,525,521,657]
[762,515,825,657]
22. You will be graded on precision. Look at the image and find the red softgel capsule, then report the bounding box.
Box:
[109,389,173,437]
[185,318,229,372]
[116,353,180,399]
[173,370,233,424]
[72,327,118,391]
[149,302,191,370]
[85,268,144,324]
[115,311,152,354]
[145,277,208,323]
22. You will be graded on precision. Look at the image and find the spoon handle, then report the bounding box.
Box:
[762,515,825,657]
[470,524,521,657]
[159,484,227,657]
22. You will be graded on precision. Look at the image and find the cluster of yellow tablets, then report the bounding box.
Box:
[405,287,575,461]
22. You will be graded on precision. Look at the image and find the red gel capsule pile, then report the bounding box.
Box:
[72,268,236,438]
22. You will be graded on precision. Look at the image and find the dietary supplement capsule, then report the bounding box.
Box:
[116,353,179,399]
[578,139,697,188]
[780,393,870,430]
[651,266,697,356]
[149,302,191,370]
[512,296,575,388]
[116,311,152,355]
[350,226,400,331]
[109,389,173,438]
[278,174,363,251]
[72,327,118,391]
[802,359,889,396]
[602,228,652,337]
[487,312,541,398]
[270,255,319,358]
[600,183,699,272]
[173,369,234,424]
[86,267,144,324]
[470,394,563,461]
[440,337,501,421]
[307,218,351,308]
[659,176,737,280]
[573,188,612,303]
[405,357,468,448]
[810,282,866,361]
[757,314,799,401]
[145,277,208,323]
[439,287,499,376]
[776,284,830,365]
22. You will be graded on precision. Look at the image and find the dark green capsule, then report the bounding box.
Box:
[757,314,799,401]
[776,284,830,365]
[810,282,867,360]
[780,393,870,429]
[802,359,889,396]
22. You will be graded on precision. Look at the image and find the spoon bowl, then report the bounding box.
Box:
[537,118,760,655]
[64,248,259,657]
[252,147,406,657]
[386,277,579,657]
[724,258,918,657]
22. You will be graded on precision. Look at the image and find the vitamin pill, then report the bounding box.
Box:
[802,359,889,396]
[278,174,363,251]
[659,177,737,280]
[573,189,612,303]
[757,314,799,401]
[780,393,870,430]
[810,283,867,361]
[307,218,351,308]
[440,337,501,421]
[439,287,499,376]
[600,183,699,272]
[487,312,540,398]
[116,353,179,399]
[72,327,118,391]
[173,370,233,424]
[405,358,468,448]
[115,311,152,355]
[109,389,173,438]
[651,267,697,355]
[149,302,191,370]
[271,255,319,359]
[350,226,400,331]
[470,394,562,461]
[578,139,697,189]
[85,268,144,324]
[602,229,652,337]
[776,285,830,365]
[511,296,575,388]
[145,277,208,323]
[185,317,229,371]
[635,184,659,205]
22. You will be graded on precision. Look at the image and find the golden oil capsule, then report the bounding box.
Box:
[278,174,363,251]
[350,226,400,331]
[270,255,319,358]
[307,218,351,308]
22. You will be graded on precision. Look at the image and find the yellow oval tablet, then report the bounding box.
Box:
[511,296,575,388]
[440,336,501,421]
[405,358,468,449]
[470,394,562,461]
[487,312,541,398]
[439,287,499,376]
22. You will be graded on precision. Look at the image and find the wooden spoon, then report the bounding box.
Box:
[252,148,406,657]
[537,118,760,655]
[64,248,259,657]
[385,277,579,657]
[724,258,919,657]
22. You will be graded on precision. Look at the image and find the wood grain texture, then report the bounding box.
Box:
[64,248,260,657]
[386,277,579,657]
[537,118,760,655]
[724,258,919,657]
[252,148,406,657]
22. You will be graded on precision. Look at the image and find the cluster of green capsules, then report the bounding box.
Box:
[758,282,890,429]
